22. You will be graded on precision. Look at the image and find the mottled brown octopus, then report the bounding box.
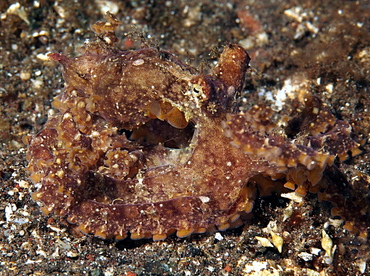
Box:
[26,14,362,241]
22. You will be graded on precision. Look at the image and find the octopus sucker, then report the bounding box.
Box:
[26,13,363,241]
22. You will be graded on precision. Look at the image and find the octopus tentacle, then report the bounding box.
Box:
[223,94,361,198]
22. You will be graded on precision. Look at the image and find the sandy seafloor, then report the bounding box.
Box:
[0,0,370,275]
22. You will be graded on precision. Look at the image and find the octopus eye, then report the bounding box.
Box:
[193,87,200,94]
[190,75,213,101]
[192,84,203,97]
[191,82,211,101]
[75,71,90,81]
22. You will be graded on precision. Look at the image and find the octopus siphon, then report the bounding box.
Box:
[26,14,363,241]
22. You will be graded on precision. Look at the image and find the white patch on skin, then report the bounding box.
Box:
[132,59,145,66]
[199,196,210,203]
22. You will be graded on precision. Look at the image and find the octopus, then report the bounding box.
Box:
[26,13,363,241]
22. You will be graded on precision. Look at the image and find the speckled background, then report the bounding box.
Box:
[0,1,369,275]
